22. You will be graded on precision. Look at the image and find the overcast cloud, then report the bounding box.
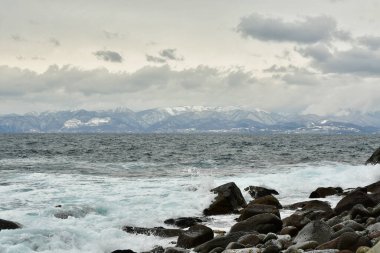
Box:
[1,0,380,115]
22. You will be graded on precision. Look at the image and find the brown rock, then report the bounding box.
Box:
[309,187,343,198]
[237,204,280,221]
[249,195,282,209]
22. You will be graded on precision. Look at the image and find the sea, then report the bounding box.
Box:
[1,133,380,253]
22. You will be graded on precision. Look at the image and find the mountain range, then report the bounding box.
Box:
[1,106,380,133]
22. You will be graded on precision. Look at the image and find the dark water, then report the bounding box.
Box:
[1,134,379,177]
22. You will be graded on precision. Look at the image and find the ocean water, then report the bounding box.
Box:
[1,134,380,253]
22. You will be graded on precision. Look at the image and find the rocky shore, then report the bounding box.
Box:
[2,147,380,253]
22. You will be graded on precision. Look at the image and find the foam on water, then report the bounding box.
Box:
[1,161,380,252]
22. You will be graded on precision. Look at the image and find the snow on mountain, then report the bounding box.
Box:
[0,107,379,133]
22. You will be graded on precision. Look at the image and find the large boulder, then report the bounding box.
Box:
[237,204,280,221]
[282,213,311,230]
[334,190,376,214]
[122,226,182,237]
[164,217,204,228]
[294,220,333,245]
[309,187,343,198]
[177,225,214,249]
[365,147,380,165]
[203,182,247,216]
[248,195,282,209]
[230,213,282,234]
[316,232,371,252]
[285,200,333,213]
[366,180,380,193]
[0,219,22,230]
[193,232,246,253]
[244,186,279,199]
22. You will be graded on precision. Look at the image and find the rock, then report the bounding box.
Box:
[122,226,182,237]
[310,187,343,198]
[0,219,22,230]
[282,213,311,230]
[356,246,370,253]
[293,241,319,250]
[340,220,365,231]
[351,205,370,219]
[294,220,333,245]
[286,200,333,213]
[249,195,282,209]
[177,225,214,249]
[244,186,279,199]
[203,182,247,216]
[331,227,355,240]
[222,248,261,253]
[367,222,380,234]
[334,191,376,215]
[366,181,380,194]
[111,250,137,253]
[370,203,380,217]
[365,147,380,165]
[317,232,371,252]
[164,247,189,253]
[264,233,278,242]
[230,213,282,234]
[327,216,344,227]
[193,232,246,253]
[209,247,224,253]
[280,226,299,237]
[263,245,281,253]
[237,234,261,246]
[237,204,280,221]
[165,217,204,228]
[225,242,246,250]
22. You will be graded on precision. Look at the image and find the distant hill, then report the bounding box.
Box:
[1,106,380,133]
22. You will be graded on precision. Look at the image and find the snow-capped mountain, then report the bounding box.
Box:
[0,106,379,133]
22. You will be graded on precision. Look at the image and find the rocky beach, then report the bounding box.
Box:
[2,146,380,253]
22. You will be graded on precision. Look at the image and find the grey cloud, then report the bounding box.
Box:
[297,44,332,61]
[282,69,320,86]
[49,38,60,47]
[358,36,380,50]
[159,48,184,61]
[237,13,340,44]
[300,45,380,75]
[146,55,166,63]
[11,34,27,42]
[103,31,120,39]
[93,50,123,63]
[263,64,299,73]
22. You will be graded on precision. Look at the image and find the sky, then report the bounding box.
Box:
[1,0,380,115]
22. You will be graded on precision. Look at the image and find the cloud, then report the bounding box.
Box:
[358,36,380,50]
[103,30,120,39]
[93,50,123,63]
[11,34,27,42]
[49,38,60,47]
[159,48,184,61]
[300,45,380,75]
[237,13,343,44]
[146,55,166,63]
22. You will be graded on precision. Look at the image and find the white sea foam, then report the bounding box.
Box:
[1,163,379,252]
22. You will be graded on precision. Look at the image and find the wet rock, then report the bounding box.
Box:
[327,216,344,227]
[203,182,247,216]
[237,204,280,221]
[122,226,182,237]
[370,203,380,217]
[237,234,261,246]
[286,200,333,213]
[244,186,279,199]
[294,220,333,245]
[293,241,319,250]
[222,248,261,253]
[165,217,204,228]
[340,220,365,231]
[365,147,380,165]
[310,187,343,198]
[225,242,246,250]
[264,233,278,242]
[0,219,22,230]
[249,195,282,209]
[230,213,282,234]
[142,246,165,253]
[280,226,299,237]
[366,181,380,194]
[282,213,311,230]
[177,225,214,249]
[164,247,189,253]
[335,191,375,215]
[193,232,246,253]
